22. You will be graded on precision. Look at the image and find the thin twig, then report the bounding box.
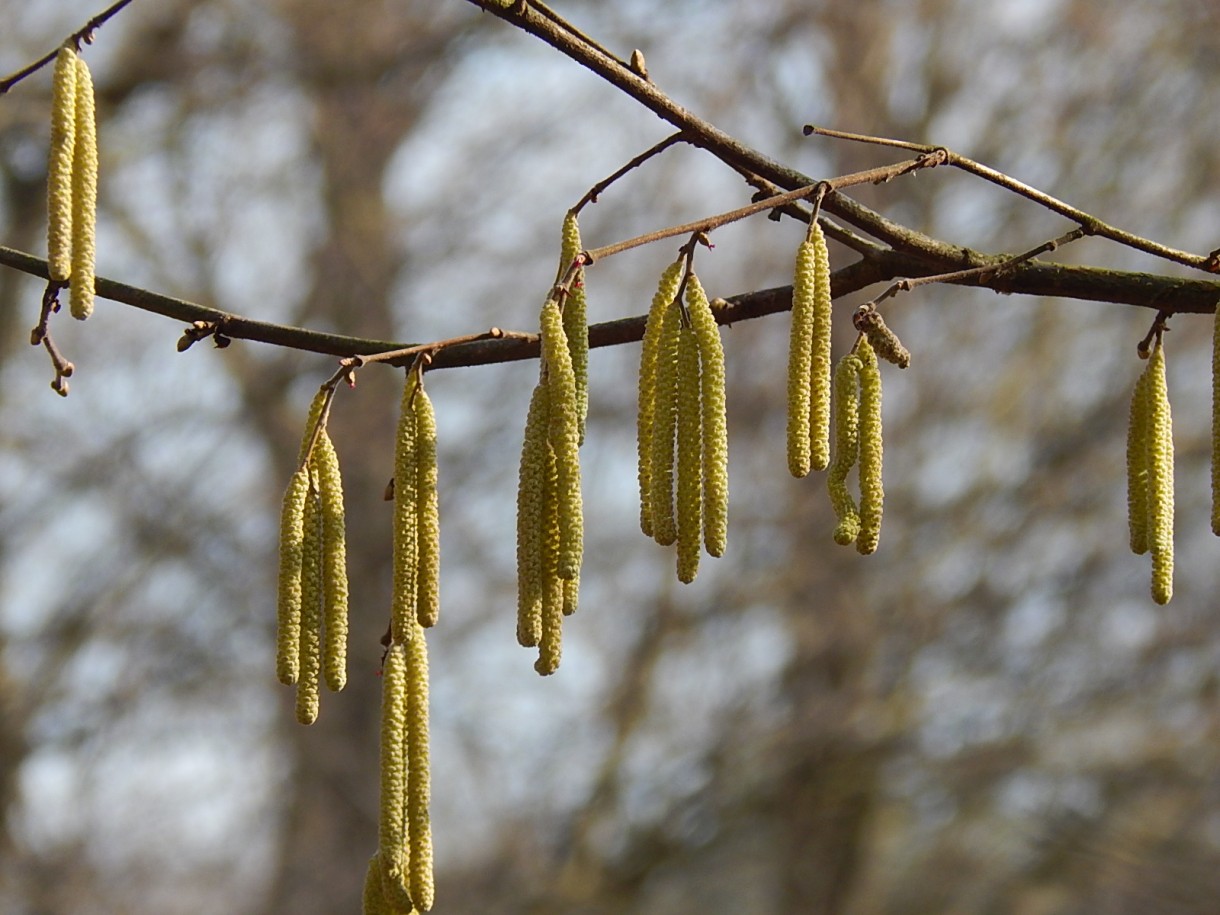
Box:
[805,125,1216,273]
[573,132,688,213]
[0,0,138,94]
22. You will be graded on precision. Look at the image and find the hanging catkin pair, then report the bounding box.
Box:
[826,338,884,554]
[637,264,728,582]
[1127,338,1174,604]
[516,288,584,674]
[787,220,833,478]
[365,621,433,914]
[392,366,441,641]
[46,45,98,320]
[276,389,350,724]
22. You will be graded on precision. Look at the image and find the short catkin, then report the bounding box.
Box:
[638,260,686,537]
[828,352,863,546]
[1145,341,1174,605]
[69,53,97,320]
[558,210,590,444]
[313,431,349,692]
[1127,361,1152,555]
[855,338,884,554]
[686,274,728,558]
[854,305,910,369]
[46,46,77,284]
[413,385,440,629]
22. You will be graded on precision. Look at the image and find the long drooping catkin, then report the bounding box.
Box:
[535,438,564,675]
[1127,361,1152,555]
[1145,341,1174,605]
[648,300,681,547]
[377,642,411,911]
[405,622,434,910]
[540,298,583,580]
[46,46,77,284]
[391,373,421,643]
[276,468,310,685]
[675,328,703,583]
[638,260,686,537]
[787,221,833,477]
[69,53,97,320]
[413,385,440,629]
[686,274,728,559]
[828,352,862,546]
[295,472,323,725]
[1212,305,1220,537]
[855,339,884,555]
[313,430,348,692]
[516,382,549,648]
[558,211,589,444]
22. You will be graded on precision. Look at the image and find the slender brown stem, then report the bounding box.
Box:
[0,0,138,94]
[573,132,688,213]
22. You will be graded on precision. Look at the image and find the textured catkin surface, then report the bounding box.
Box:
[787,238,816,478]
[687,275,728,558]
[413,386,440,629]
[46,46,77,283]
[540,298,583,581]
[637,260,686,537]
[69,53,97,320]
[1127,361,1152,555]
[828,352,862,546]
[276,468,310,685]
[516,382,549,647]
[314,431,348,692]
[1145,342,1174,605]
[675,328,703,583]
[855,339,884,555]
[392,375,420,644]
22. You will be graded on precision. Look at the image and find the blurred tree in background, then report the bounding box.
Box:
[2,1,1220,913]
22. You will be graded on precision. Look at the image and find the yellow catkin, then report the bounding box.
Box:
[855,339,884,555]
[648,300,681,546]
[638,260,686,537]
[295,473,323,725]
[362,855,392,915]
[787,239,816,478]
[391,373,420,644]
[687,274,728,558]
[675,327,703,583]
[516,383,549,647]
[414,385,440,629]
[69,53,97,320]
[46,46,77,284]
[1145,341,1174,605]
[313,431,348,693]
[562,574,579,617]
[276,468,310,685]
[809,221,833,471]
[540,297,584,581]
[828,352,862,546]
[377,642,411,910]
[1212,306,1220,537]
[558,210,589,444]
[1127,362,1151,555]
[405,621,434,910]
[536,441,564,675]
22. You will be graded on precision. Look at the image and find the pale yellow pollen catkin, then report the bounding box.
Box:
[516,382,549,648]
[638,260,686,537]
[686,274,728,559]
[276,468,310,686]
[1212,305,1220,537]
[540,297,584,581]
[675,327,703,583]
[46,46,77,284]
[312,431,348,693]
[1127,361,1151,555]
[809,221,833,471]
[562,574,579,617]
[377,642,411,908]
[787,239,816,478]
[295,472,323,725]
[855,339,884,555]
[828,352,862,546]
[414,385,440,629]
[405,621,434,911]
[535,440,564,675]
[1145,341,1174,605]
[558,210,590,444]
[69,54,97,321]
[648,300,681,547]
[391,373,420,644]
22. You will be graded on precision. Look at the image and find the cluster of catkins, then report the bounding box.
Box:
[786,219,908,553]
[46,44,98,320]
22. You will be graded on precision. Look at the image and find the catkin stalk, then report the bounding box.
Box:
[405,622,434,910]
[69,54,97,320]
[1145,341,1174,605]
[46,46,77,283]
[828,352,863,546]
[855,339,884,555]
[638,260,686,537]
[675,328,703,583]
[687,274,728,558]
[414,385,440,629]
[276,468,310,685]
[313,431,348,692]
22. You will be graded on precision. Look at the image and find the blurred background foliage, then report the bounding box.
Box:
[2,1,1220,912]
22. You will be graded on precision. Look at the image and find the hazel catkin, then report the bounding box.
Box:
[675,327,703,583]
[828,352,862,546]
[295,472,323,725]
[377,642,411,908]
[648,299,681,547]
[276,468,310,685]
[558,210,590,444]
[638,260,686,538]
[540,297,584,580]
[313,430,349,693]
[1145,340,1174,605]
[855,338,884,555]
[853,304,910,369]
[1127,361,1152,556]
[686,274,728,559]
[69,53,97,320]
[391,373,421,644]
[405,621,434,910]
[516,382,549,647]
[46,46,77,284]
[787,239,816,478]
[413,384,440,629]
